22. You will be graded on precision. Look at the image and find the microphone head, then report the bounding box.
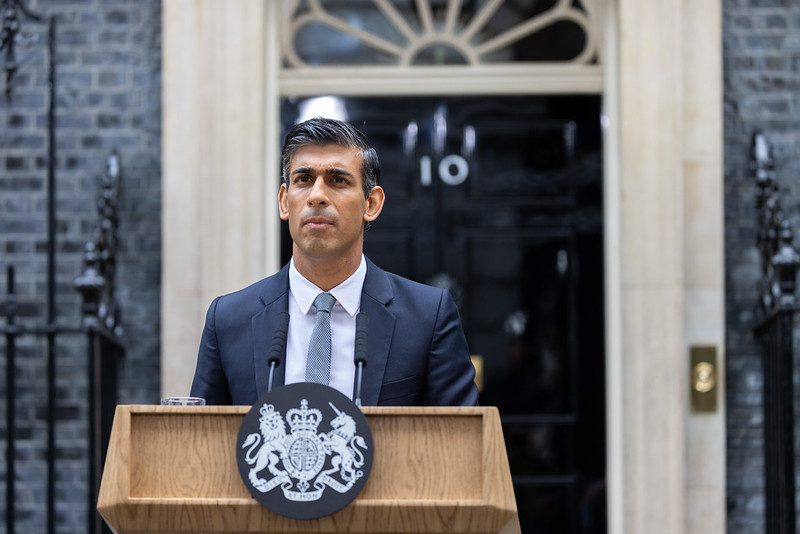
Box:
[277,310,290,330]
[354,312,369,366]
[268,311,290,366]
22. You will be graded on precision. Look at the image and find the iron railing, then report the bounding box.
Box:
[2,152,124,534]
[1,2,124,532]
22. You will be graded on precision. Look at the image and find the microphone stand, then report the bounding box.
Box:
[354,362,364,407]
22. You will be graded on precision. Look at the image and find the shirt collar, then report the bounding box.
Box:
[288,255,367,317]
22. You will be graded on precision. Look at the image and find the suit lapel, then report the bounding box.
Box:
[358,259,395,406]
[252,265,290,398]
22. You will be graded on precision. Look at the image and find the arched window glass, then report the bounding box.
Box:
[282,0,600,68]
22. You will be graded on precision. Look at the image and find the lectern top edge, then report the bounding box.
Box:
[120,404,495,416]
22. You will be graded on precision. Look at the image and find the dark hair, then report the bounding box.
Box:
[281,117,380,198]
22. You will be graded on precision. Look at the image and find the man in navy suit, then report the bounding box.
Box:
[191,117,478,406]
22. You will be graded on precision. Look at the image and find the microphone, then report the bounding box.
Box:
[267,311,290,393]
[353,313,369,407]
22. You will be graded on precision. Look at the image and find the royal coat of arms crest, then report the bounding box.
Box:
[236,383,373,519]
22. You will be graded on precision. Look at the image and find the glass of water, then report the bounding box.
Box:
[160,396,206,406]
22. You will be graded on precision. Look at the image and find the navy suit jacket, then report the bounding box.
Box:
[190,258,479,406]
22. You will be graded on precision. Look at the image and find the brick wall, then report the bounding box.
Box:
[0,1,161,532]
[723,1,800,532]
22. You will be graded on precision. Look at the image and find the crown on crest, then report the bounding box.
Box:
[259,403,276,418]
[286,399,322,433]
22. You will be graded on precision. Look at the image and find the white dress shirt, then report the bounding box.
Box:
[285,255,367,398]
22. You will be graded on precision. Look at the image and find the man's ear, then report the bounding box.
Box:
[279,183,289,220]
[364,186,385,222]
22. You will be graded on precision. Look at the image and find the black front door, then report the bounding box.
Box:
[282,95,606,533]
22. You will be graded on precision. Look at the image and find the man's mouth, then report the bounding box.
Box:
[304,217,334,230]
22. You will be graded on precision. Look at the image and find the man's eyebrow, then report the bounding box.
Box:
[290,167,312,176]
[290,166,354,177]
[327,167,354,177]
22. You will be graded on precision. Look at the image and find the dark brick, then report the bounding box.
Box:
[2,219,46,233]
[97,114,121,128]
[105,9,130,24]
[58,30,91,46]
[59,71,93,88]
[733,15,755,29]
[6,157,27,170]
[84,92,104,106]
[80,50,105,65]
[5,240,35,253]
[98,70,125,87]
[0,177,44,190]
[765,14,788,29]
[55,50,78,66]
[109,92,134,107]
[763,56,788,70]
[748,0,789,6]
[731,55,756,69]
[64,156,81,169]
[0,135,46,150]
[98,30,128,45]
[5,92,46,108]
[81,135,102,148]
[8,114,28,127]
[44,114,92,129]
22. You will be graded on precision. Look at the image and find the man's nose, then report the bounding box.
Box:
[307,177,328,206]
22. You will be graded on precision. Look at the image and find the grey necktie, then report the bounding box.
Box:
[305,292,336,385]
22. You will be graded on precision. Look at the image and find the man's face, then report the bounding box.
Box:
[279,144,384,266]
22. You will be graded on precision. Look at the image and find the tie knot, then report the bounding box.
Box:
[313,292,336,314]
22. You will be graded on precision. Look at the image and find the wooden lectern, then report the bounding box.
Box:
[97,405,520,534]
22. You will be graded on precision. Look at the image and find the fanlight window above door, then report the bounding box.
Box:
[282,0,601,68]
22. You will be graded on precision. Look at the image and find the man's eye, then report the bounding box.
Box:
[331,176,347,184]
